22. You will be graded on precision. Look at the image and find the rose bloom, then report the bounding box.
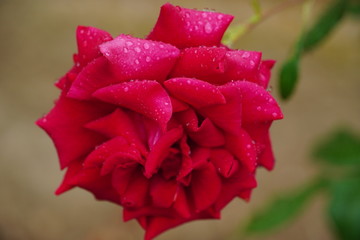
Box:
[37,3,283,240]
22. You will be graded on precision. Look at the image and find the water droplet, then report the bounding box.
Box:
[124,87,129,92]
[185,12,190,18]
[217,14,223,20]
[123,47,128,53]
[135,47,141,53]
[126,41,133,46]
[135,59,140,64]
[159,44,164,48]
[256,106,262,111]
[246,144,252,149]
[242,52,250,58]
[164,102,169,106]
[186,79,191,84]
[204,23,213,33]
[143,43,150,49]
[104,52,110,56]
[250,60,255,66]
[272,112,278,118]
[145,56,151,62]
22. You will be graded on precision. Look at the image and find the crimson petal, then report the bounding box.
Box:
[190,163,221,212]
[36,94,112,169]
[99,34,180,81]
[225,81,283,122]
[76,26,113,67]
[164,77,225,108]
[150,175,178,208]
[93,80,172,130]
[170,47,227,84]
[144,127,183,178]
[147,3,233,48]
[68,56,119,100]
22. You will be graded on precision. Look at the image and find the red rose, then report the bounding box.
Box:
[37,3,283,240]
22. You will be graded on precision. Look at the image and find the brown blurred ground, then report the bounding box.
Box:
[0,0,359,240]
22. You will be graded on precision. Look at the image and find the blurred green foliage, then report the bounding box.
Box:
[279,0,349,99]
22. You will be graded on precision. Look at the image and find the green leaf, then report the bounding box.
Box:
[302,0,348,51]
[244,179,326,235]
[279,57,299,100]
[313,129,360,166]
[347,1,360,16]
[328,176,360,240]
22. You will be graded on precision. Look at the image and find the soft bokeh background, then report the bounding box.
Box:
[0,0,359,239]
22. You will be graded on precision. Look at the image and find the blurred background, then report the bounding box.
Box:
[0,0,359,239]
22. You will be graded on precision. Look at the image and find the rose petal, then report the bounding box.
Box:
[224,81,283,122]
[199,85,242,134]
[93,80,172,130]
[68,56,119,100]
[188,118,225,147]
[76,26,113,67]
[173,186,191,218]
[119,168,149,208]
[210,149,238,178]
[144,127,183,178]
[226,129,257,172]
[190,162,221,212]
[214,168,257,211]
[243,121,275,170]
[83,136,129,167]
[112,165,138,196]
[223,50,262,81]
[57,161,120,204]
[150,175,178,208]
[147,3,233,48]
[164,78,225,108]
[249,60,276,88]
[99,34,180,81]
[36,94,113,169]
[170,47,227,84]
[123,207,175,222]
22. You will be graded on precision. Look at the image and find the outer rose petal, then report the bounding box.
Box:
[36,93,113,169]
[223,50,262,81]
[68,57,119,100]
[164,78,225,108]
[147,3,233,48]
[199,85,242,134]
[224,81,283,122]
[99,34,180,81]
[93,80,172,130]
[244,121,275,170]
[214,168,257,211]
[76,26,113,67]
[170,47,227,84]
[249,60,276,88]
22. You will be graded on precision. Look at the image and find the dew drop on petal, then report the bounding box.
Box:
[204,23,213,33]
[143,43,150,49]
[135,47,141,53]
[145,56,151,62]
[272,112,278,118]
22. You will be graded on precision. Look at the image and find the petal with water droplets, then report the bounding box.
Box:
[93,80,172,130]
